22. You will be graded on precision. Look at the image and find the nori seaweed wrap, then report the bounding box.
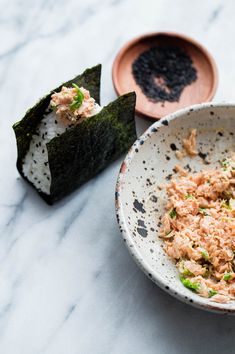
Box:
[13,65,136,204]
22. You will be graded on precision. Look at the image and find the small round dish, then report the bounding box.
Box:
[115,102,235,313]
[112,32,218,120]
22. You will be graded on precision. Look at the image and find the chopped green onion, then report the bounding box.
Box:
[201,250,209,261]
[169,208,177,219]
[185,194,193,199]
[221,200,232,210]
[51,103,57,111]
[165,230,172,236]
[208,289,217,297]
[221,159,230,168]
[72,83,82,93]
[203,266,211,278]
[178,260,193,276]
[180,276,200,291]
[223,272,232,281]
[182,269,193,276]
[199,207,208,216]
[69,83,84,111]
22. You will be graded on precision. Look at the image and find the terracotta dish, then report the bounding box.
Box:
[112,32,218,120]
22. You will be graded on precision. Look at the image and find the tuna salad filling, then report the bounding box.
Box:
[160,154,235,303]
[50,84,101,124]
[22,85,102,195]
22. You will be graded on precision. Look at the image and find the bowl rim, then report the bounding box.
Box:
[112,32,219,120]
[115,102,235,314]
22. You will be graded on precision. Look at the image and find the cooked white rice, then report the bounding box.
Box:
[22,104,102,195]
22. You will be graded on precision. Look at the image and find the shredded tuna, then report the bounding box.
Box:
[160,154,235,303]
[175,150,186,160]
[175,129,198,159]
[183,129,198,156]
[50,85,101,124]
[174,164,188,176]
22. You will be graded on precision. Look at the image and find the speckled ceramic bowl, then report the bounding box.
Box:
[115,103,235,314]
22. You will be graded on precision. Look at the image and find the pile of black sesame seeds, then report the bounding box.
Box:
[132,45,197,103]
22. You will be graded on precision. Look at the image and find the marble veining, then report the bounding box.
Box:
[1,0,235,353]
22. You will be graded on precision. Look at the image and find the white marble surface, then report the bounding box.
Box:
[1,0,235,353]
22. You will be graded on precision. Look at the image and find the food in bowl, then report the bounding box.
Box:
[160,151,235,303]
[116,103,235,312]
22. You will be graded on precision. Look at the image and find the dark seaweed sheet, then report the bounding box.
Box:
[13,65,136,204]
[47,92,136,204]
[13,64,101,170]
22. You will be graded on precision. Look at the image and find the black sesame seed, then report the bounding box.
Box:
[198,151,207,160]
[132,45,197,103]
[150,195,158,202]
[170,143,178,151]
